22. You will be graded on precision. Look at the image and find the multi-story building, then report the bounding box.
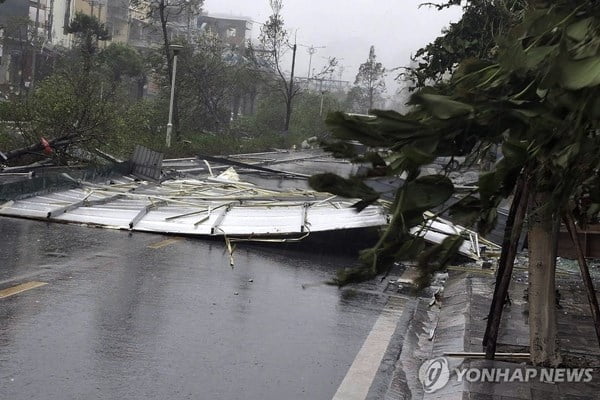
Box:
[0,0,51,91]
[47,0,104,49]
[104,0,131,43]
[197,13,251,50]
[0,0,114,92]
[51,0,74,47]
[0,1,257,108]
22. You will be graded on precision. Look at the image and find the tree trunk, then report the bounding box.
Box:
[527,191,561,366]
[63,0,72,35]
[283,44,297,133]
[284,98,292,133]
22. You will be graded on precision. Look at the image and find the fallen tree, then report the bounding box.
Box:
[1,133,79,162]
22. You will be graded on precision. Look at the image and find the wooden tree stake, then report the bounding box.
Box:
[563,212,600,347]
[484,176,530,359]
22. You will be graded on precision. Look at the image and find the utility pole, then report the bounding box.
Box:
[284,42,297,132]
[290,43,297,94]
[0,28,4,67]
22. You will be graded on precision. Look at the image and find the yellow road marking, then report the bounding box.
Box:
[147,237,183,249]
[0,281,48,299]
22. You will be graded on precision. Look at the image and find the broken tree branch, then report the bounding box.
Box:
[2,133,79,162]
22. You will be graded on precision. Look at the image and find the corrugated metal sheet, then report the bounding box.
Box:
[0,174,388,238]
[131,145,163,181]
[410,212,500,260]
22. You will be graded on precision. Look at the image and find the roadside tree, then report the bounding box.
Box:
[354,46,385,111]
[311,0,600,366]
[2,14,147,162]
[255,0,299,133]
[404,0,527,90]
[176,35,254,132]
[131,0,204,140]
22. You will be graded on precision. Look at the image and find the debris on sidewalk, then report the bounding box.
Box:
[411,211,500,260]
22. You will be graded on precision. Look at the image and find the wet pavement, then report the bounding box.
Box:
[0,217,404,400]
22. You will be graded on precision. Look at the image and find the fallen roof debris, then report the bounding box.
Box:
[0,170,388,239]
[411,211,500,260]
[0,146,499,262]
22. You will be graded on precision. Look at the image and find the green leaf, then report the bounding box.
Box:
[587,203,600,219]
[525,46,557,69]
[399,175,454,213]
[448,196,482,227]
[478,150,523,213]
[325,112,389,147]
[502,139,529,167]
[320,140,358,159]
[308,173,379,206]
[554,142,581,168]
[387,143,436,175]
[402,145,436,164]
[499,39,527,72]
[411,93,474,120]
[566,17,594,42]
[478,171,498,209]
[587,95,600,120]
[394,236,427,261]
[415,234,464,288]
[560,55,600,90]
[478,207,498,234]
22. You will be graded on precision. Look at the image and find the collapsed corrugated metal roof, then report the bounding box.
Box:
[0,147,499,259]
[0,164,388,239]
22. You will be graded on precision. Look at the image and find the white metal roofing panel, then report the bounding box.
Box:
[0,175,389,238]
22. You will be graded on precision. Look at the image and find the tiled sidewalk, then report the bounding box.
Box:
[386,266,600,399]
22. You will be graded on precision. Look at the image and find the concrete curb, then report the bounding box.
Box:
[422,273,471,400]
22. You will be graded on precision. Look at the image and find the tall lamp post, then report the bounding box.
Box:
[166,44,183,148]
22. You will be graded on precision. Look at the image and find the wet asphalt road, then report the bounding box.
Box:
[0,217,396,400]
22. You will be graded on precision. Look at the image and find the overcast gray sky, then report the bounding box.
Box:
[203,0,462,94]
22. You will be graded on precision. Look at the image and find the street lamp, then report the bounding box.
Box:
[166,44,183,148]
